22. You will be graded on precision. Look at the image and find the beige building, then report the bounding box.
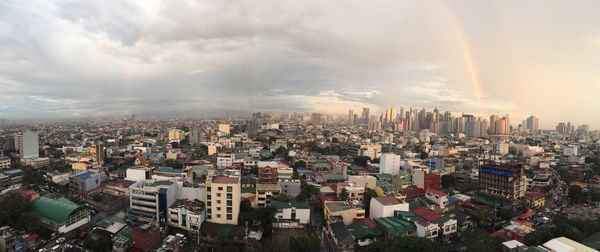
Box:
[323,201,365,225]
[206,176,240,225]
[0,157,11,169]
[348,175,377,190]
[218,123,231,135]
[168,128,182,141]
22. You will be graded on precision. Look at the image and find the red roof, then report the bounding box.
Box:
[426,188,447,197]
[412,207,440,221]
[353,218,378,229]
[514,210,536,221]
[320,195,337,204]
[212,176,239,184]
[416,220,432,227]
[403,186,425,198]
[374,196,403,206]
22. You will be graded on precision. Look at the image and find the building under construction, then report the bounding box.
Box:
[478,160,527,201]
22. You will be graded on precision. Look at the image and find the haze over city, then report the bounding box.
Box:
[1,1,599,128]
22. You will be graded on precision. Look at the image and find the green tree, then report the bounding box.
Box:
[353,156,371,166]
[293,160,307,169]
[363,188,378,216]
[296,184,320,202]
[339,188,349,201]
[365,236,440,252]
[569,185,584,204]
[289,235,320,252]
[466,236,504,252]
[0,192,30,227]
[441,174,456,189]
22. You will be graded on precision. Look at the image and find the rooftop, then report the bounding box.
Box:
[374,196,404,206]
[212,176,239,184]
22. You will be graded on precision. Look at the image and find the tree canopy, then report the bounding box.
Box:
[365,236,441,252]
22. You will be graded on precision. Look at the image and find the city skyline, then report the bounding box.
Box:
[2,1,600,128]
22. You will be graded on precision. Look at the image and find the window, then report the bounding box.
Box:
[227,194,232,199]
[217,193,221,197]
[227,200,232,206]
[227,186,232,192]
[218,187,223,191]
[207,187,211,192]
[217,214,221,218]
[217,200,221,204]
[207,202,211,207]
[227,207,232,213]
[217,207,221,211]
[227,214,232,220]
[207,195,211,200]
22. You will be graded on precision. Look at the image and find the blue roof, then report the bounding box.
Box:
[480,167,513,177]
[72,171,95,179]
[155,167,184,174]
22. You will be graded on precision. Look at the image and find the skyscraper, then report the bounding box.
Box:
[348,109,354,126]
[361,107,370,126]
[15,130,39,160]
[526,116,539,133]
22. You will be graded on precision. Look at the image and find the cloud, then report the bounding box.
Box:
[0,0,598,128]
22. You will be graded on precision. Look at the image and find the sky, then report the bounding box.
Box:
[1,0,599,128]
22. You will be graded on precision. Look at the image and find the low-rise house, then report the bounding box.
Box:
[347,218,383,247]
[324,201,365,225]
[415,220,440,241]
[272,201,310,228]
[425,188,449,209]
[369,196,409,219]
[327,222,355,252]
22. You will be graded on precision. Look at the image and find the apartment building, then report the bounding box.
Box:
[206,176,240,225]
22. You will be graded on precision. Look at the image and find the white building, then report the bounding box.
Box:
[216,153,235,168]
[272,202,311,228]
[563,145,579,156]
[340,183,365,202]
[369,196,409,219]
[129,180,179,224]
[425,189,449,209]
[126,167,152,182]
[416,220,439,241]
[15,131,39,160]
[379,153,401,175]
[167,200,205,234]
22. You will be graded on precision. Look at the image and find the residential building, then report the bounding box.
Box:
[324,201,365,225]
[206,176,240,225]
[425,188,449,209]
[0,157,10,169]
[347,143,382,159]
[369,196,409,219]
[348,175,377,190]
[216,153,235,168]
[15,130,39,160]
[69,171,104,198]
[167,200,205,234]
[379,153,402,175]
[415,220,439,241]
[272,201,311,228]
[131,223,161,252]
[478,161,527,201]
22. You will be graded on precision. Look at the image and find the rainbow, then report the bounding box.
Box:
[441,1,486,114]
